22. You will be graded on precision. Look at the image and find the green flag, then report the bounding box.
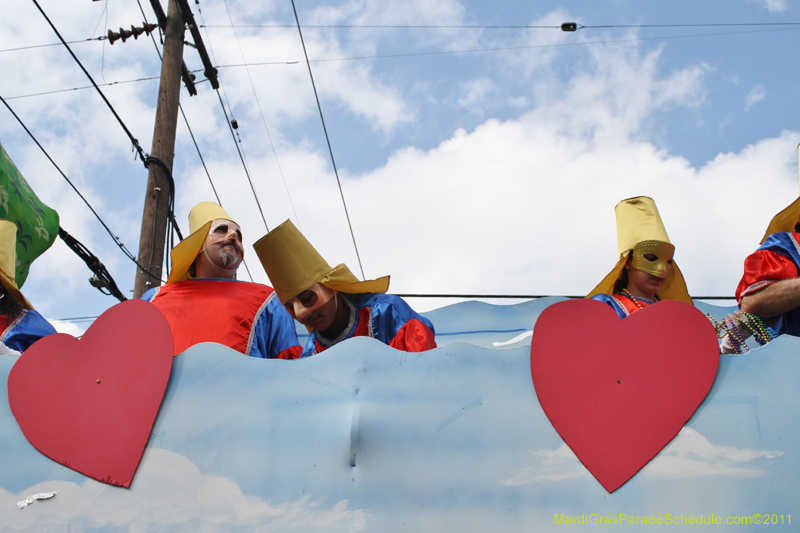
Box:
[0,140,59,287]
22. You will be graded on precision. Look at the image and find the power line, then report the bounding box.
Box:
[31,0,147,163]
[135,0,222,207]
[200,21,800,29]
[290,0,366,280]
[393,293,735,300]
[212,26,800,67]
[1,75,163,100]
[30,0,186,286]
[215,89,269,234]
[213,0,302,230]
[0,36,105,53]
[6,25,798,102]
[0,94,148,273]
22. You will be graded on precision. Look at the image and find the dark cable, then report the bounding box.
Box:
[215,26,800,66]
[200,22,800,29]
[58,227,127,302]
[0,94,157,279]
[0,36,105,53]
[290,0,365,279]
[2,75,163,101]
[215,90,269,232]
[216,0,302,229]
[142,155,183,279]
[179,105,221,203]
[32,0,147,164]
[392,293,736,300]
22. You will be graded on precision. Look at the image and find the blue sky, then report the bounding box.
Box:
[1,0,800,332]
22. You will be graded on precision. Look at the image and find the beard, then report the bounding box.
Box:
[209,240,241,269]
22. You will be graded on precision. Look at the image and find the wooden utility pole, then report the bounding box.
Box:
[133,0,185,298]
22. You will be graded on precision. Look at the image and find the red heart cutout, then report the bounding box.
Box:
[530,299,719,493]
[7,299,173,488]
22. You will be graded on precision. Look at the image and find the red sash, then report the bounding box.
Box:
[613,294,647,316]
[150,280,275,355]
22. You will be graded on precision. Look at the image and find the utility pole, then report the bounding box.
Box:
[133,0,185,298]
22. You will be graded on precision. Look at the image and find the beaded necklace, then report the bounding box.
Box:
[620,288,657,309]
[706,312,776,354]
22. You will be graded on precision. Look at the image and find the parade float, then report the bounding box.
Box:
[1,294,797,531]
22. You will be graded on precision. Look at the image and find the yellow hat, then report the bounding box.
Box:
[166,202,237,284]
[759,196,800,244]
[586,196,692,304]
[0,220,33,310]
[254,219,390,304]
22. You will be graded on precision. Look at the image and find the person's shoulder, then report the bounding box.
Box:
[140,286,161,301]
[355,292,424,317]
[761,231,799,248]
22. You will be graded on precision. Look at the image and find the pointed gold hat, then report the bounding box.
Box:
[0,220,33,310]
[166,202,237,284]
[586,196,692,304]
[759,196,800,244]
[254,219,389,304]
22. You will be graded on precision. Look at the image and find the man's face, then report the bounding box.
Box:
[284,283,337,332]
[199,219,244,272]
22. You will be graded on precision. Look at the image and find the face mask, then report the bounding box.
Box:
[631,240,674,278]
[202,220,243,270]
[285,283,336,322]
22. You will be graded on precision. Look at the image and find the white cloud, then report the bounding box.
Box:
[502,427,782,487]
[2,2,797,324]
[503,443,588,485]
[457,78,497,116]
[644,426,783,477]
[0,448,371,530]
[745,84,766,111]
[752,0,790,12]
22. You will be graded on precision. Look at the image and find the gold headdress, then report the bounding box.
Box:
[586,196,691,304]
[254,219,389,304]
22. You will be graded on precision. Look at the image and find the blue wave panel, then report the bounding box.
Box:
[0,299,796,531]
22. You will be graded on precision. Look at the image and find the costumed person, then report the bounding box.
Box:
[586,196,692,319]
[254,219,436,357]
[0,219,57,353]
[724,195,800,353]
[141,202,302,359]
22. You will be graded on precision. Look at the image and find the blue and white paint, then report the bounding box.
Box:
[1,298,796,531]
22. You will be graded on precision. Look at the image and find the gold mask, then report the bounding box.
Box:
[631,240,674,278]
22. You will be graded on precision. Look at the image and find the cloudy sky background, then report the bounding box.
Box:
[1,0,799,332]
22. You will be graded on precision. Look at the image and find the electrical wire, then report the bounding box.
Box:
[6,25,798,101]
[201,22,800,29]
[31,0,147,163]
[215,91,269,233]
[58,227,126,302]
[135,0,256,282]
[213,0,302,229]
[0,37,105,54]
[290,0,365,280]
[392,293,735,300]
[2,75,162,100]
[33,0,186,286]
[0,94,155,279]
[134,0,222,205]
[210,26,800,67]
